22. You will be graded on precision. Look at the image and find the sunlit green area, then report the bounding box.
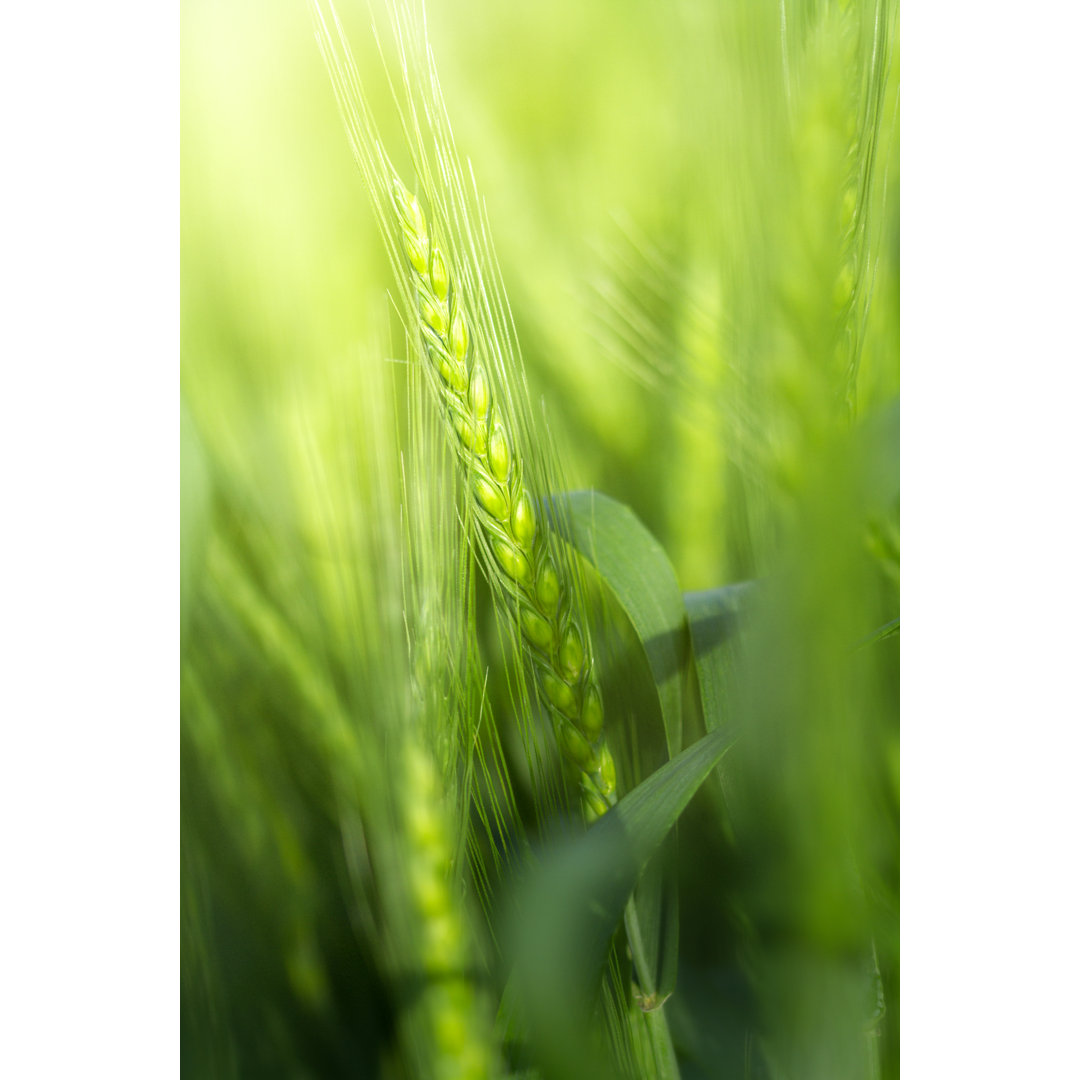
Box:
[181,0,899,1076]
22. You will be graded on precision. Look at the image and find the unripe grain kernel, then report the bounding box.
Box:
[450,308,469,364]
[558,623,584,680]
[473,475,509,519]
[559,720,599,772]
[412,862,449,918]
[427,342,464,392]
[494,541,530,585]
[542,672,577,716]
[426,910,463,969]
[583,785,609,821]
[469,367,490,420]
[432,1005,468,1057]
[405,800,443,849]
[520,606,554,650]
[422,296,449,335]
[487,424,510,484]
[511,493,537,550]
[834,254,858,309]
[840,185,858,232]
[405,233,429,275]
[403,742,437,801]
[430,246,450,301]
[392,181,426,239]
[581,685,604,742]
[439,355,467,393]
[454,415,487,456]
[536,558,560,615]
[597,743,617,796]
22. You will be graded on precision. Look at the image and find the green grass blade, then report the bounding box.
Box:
[683,582,755,735]
[853,616,899,651]
[554,490,689,760]
[509,729,736,1079]
[606,728,737,899]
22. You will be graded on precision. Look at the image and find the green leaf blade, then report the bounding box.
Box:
[509,729,736,1080]
[554,490,689,760]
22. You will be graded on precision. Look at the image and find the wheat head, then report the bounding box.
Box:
[391,178,617,819]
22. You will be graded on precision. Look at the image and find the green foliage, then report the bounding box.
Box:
[181,0,899,1077]
[557,490,690,762]
[509,730,737,1080]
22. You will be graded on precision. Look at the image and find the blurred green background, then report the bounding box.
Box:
[182,0,899,1075]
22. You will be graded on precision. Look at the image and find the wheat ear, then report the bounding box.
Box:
[391,179,617,819]
[397,736,495,1080]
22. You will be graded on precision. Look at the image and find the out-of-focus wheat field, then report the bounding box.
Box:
[181,0,899,1075]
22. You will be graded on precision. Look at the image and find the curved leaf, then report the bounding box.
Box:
[552,490,688,759]
[509,728,736,1080]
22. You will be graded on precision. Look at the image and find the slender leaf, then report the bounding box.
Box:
[684,582,754,735]
[554,490,688,759]
[509,729,736,1080]
[853,616,899,652]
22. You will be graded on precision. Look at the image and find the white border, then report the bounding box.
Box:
[1,2,178,1075]
[905,2,1079,1077]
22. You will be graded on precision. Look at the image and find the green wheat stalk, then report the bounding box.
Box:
[305,3,682,1073]
[308,0,618,819]
[390,178,617,819]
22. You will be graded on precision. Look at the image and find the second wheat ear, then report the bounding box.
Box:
[391,178,617,820]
